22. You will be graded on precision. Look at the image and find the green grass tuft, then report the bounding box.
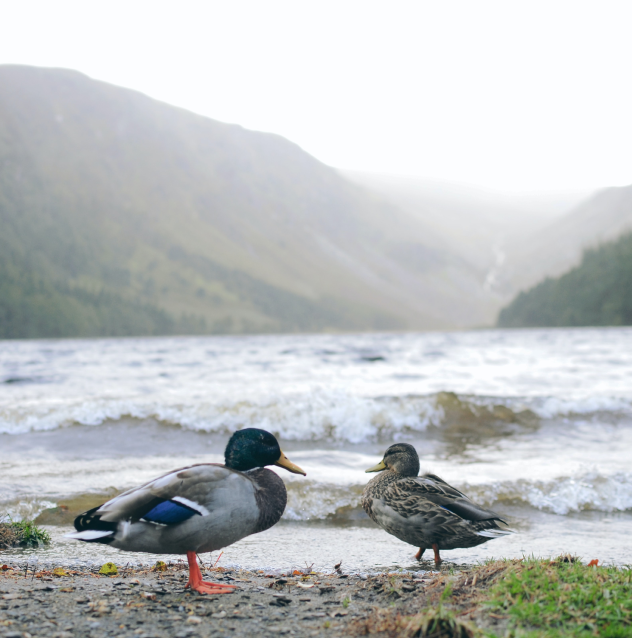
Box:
[485,558,632,637]
[0,520,52,548]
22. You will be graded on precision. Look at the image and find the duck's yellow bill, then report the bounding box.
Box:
[275,451,306,476]
[365,460,387,473]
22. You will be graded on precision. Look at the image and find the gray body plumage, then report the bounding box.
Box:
[362,471,510,551]
[82,463,286,555]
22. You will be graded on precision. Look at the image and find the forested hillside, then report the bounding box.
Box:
[0,64,494,338]
[498,232,632,327]
[0,253,206,338]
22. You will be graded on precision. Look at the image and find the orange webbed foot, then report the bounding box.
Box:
[188,581,236,595]
[185,550,237,595]
[201,580,236,590]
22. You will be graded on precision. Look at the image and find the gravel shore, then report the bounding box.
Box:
[0,558,504,638]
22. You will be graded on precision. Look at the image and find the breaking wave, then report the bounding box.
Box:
[2,390,632,442]
[461,471,632,516]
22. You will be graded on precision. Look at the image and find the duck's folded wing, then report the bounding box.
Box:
[91,464,235,524]
[426,494,506,523]
[385,475,507,524]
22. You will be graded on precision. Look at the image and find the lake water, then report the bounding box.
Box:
[1,328,631,571]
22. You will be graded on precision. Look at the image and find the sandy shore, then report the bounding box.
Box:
[0,559,508,638]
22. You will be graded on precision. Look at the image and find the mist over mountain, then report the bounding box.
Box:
[342,171,590,298]
[0,65,502,338]
[500,184,632,295]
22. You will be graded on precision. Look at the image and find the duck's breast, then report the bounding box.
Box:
[247,467,288,533]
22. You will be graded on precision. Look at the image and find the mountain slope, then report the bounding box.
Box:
[0,64,493,336]
[498,231,632,327]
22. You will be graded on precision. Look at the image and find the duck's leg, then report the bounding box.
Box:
[432,544,443,568]
[185,551,236,595]
[414,547,425,560]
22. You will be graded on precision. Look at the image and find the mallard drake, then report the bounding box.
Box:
[361,443,512,568]
[67,428,305,594]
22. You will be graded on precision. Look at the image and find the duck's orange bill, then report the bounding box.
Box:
[274,451,306,476]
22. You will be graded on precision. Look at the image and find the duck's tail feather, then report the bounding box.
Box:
[70,505,117,544]
[476,528,515,538]
[65,530,115,542]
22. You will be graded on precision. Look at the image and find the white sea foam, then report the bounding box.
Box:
[0,499,57,523]
[0,391,446,441]
[531,395,632,419]
[283,482,365,521]
[2,391,632,441]
[462,472,632,516]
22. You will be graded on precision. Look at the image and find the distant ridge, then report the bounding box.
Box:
[0,64,495,338]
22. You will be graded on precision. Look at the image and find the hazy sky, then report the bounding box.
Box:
[1,0,631,192]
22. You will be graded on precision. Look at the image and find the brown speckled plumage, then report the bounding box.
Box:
[362,443,512,562]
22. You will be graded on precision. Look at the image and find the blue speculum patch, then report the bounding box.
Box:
[143,500,199,525]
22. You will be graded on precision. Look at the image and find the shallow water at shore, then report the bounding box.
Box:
[5,499,632,572]
[2,329,632,568]
[4,509,632,572]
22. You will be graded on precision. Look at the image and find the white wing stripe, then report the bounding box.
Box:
[172,496,210,516]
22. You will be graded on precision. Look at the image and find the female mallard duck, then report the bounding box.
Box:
[67,428,305,594]
[361,443,511,568]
